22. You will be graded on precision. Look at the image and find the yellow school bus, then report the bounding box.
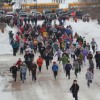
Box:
[21,3,59,12]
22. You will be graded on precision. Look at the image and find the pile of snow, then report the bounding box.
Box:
[64,20,100,51]
[0,26,18,55]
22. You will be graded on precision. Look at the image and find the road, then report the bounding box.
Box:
[0,54,100,100]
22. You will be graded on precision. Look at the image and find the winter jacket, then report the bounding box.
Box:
[89,60,94,69]
[52,64,58,71]
[79,53,84,60]
[95,53,100,62]
[73,61,79,69]
[82,50,88,57]
[65,64,72,71]
[86,71,93,80]
[19,41,24,48]
[11,41,19,49]
[37,58,43,67]
[75,48,81,57]
[70,84,79,93]
[16,60,22,67]
[61,55,69,65]
[20,65,27,73]
[87,54,93,60]
[30,63,37,73]
[24,53,31,61]
[91,41,96,46]
[10,66,17,74]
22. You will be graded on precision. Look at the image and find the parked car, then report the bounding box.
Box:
[6,12,17,16]
[33,12,42,20]
[43,9,52,15]
[19,13,28,18]
[19,10,26,13]
[30,9,37,14]
[57,11,66,17]
[45,13,57,19]
[55,9,64,16]
[5,15,14,19]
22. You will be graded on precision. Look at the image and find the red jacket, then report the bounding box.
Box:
[37,58,43,67]
[16,60,22,67]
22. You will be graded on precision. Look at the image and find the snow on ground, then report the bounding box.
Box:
[64,20,100,51]
[0,26,18,55]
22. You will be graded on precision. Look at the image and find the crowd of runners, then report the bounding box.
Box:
[1,14,100,100]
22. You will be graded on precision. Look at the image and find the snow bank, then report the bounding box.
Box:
[0,26,18,55]
[64,20,100,51]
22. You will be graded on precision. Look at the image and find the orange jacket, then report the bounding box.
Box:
[37,58,43,67]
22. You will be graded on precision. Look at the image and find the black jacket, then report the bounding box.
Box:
[95,54,100,62]
[31,63,37,73]
[70,84,79,94]
[10,66,17,74]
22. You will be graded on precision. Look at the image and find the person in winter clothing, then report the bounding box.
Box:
[81,49,88,64]
[39,45,45,58]
[73,59,79,77]
[65,61,72,79]
[30,62,37,81]
[87,51,93,60]
[16,58,22,70]
[20,62,27,83]
[62,51,69,58]
[29,51,34,63]
[10,64,18,82]
[24,51,32,74]
[70,80,79,100]
[85,43,90,52]
[52,62,59,79]
[37,56,44,72]
[61,55,69,71]
[19,40,24,54]
[44,53,50,69]
[55,49,62,63]
[78,52,84,65]
[90,38,97,53]
[89,59,94,74]
[86,69,93,88]
[95,51,100,69]
[11,40,19,56]
[75,48,81,57]
[8,31,14,43]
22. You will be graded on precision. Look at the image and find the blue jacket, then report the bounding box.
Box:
[52,64,58,71]
[66,29,72,35]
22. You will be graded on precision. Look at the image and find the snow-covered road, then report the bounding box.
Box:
[0,54,100,100]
